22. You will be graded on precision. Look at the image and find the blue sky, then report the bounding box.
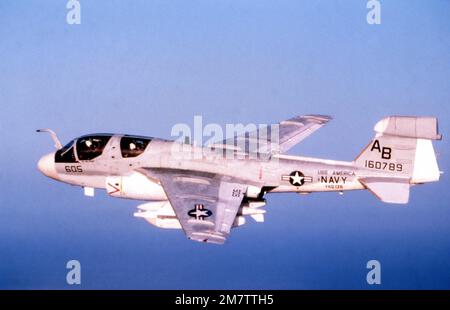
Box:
[0,0,449,289]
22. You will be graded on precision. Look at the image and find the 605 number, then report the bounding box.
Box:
[65,165,83,173]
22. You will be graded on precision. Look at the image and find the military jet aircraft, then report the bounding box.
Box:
[37,115,442,244]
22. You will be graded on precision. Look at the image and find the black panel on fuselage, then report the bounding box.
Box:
[55,140,77,163]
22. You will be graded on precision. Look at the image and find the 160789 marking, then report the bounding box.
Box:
[364,160,402,172]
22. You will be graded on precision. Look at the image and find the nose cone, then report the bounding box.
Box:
[38,152,58,179]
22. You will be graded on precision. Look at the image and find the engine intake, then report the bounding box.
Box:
[106,172,167,201]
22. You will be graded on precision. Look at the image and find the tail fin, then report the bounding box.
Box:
[354,116,442,204]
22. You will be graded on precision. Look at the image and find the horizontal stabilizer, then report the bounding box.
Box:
[359,177,410,204]
[374,116,441,140]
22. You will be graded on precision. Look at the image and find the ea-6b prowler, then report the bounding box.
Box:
[37,115,442,244]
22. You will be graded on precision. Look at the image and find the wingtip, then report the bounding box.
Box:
[288,114,333,123]
[305,114,333,121]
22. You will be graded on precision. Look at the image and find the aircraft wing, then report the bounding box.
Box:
[217,114,332,154]
[144,168,247,244]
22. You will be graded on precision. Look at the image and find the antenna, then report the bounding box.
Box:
[37,129,63,149]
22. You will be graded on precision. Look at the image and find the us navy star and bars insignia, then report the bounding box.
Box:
[281,171,313,186]
[188,204,213,220]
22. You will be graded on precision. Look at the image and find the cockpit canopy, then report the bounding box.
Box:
[120,135,151,158]
[55,140,76,163]
[55,134,151,163]
[76,134,113,161]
